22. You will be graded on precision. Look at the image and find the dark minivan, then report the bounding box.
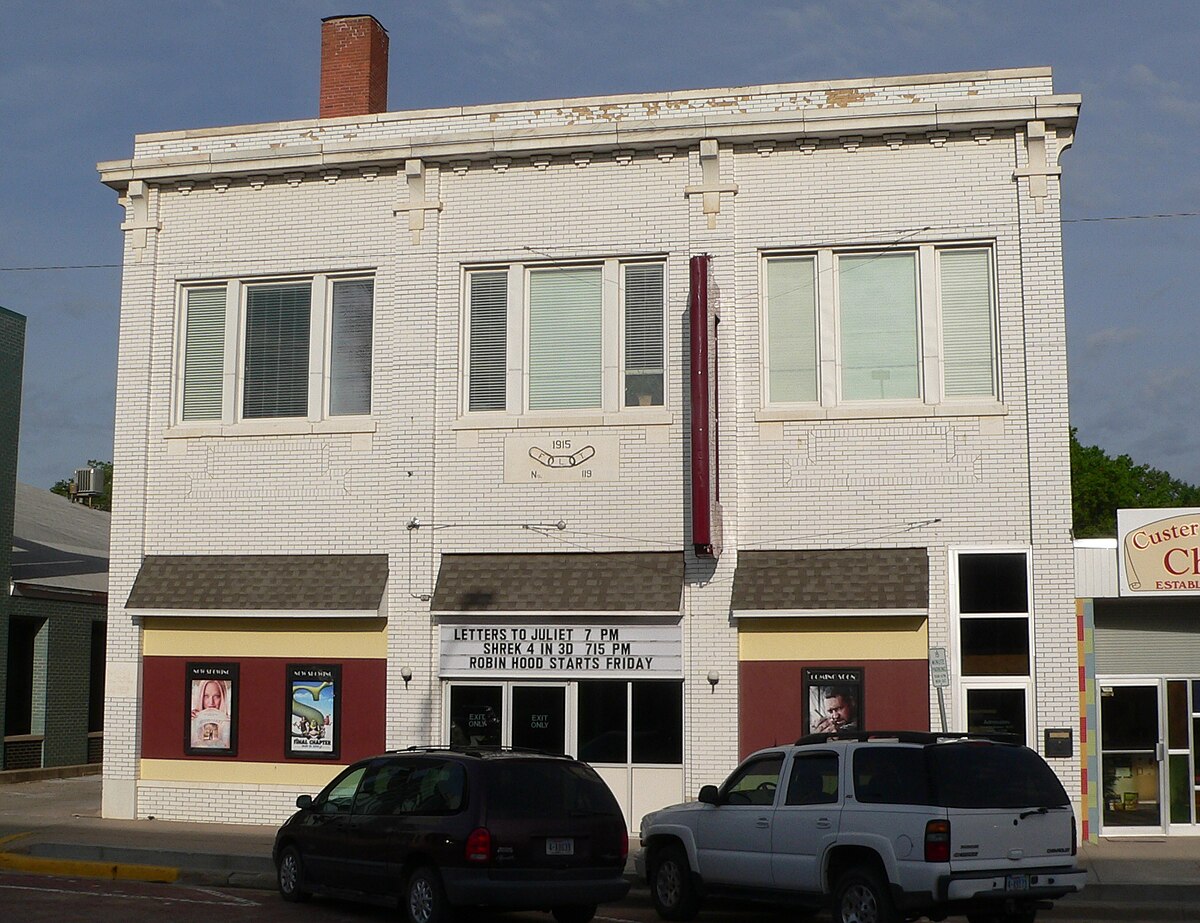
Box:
[273,746,630,923]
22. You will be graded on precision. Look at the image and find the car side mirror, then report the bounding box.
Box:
[698,785,720,805]
[296,794,314,810]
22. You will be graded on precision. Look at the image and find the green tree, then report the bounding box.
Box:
[51,459,113,512]
[1071,430,1200,537]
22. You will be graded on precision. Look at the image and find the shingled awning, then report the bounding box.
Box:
[732,548,928,616]
[432,552,683,614]
[126,554,388,616]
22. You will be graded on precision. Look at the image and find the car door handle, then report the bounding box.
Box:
[816,818,832,829]
[756,817,770,828]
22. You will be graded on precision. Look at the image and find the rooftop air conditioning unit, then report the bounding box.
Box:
[75,466,105,497]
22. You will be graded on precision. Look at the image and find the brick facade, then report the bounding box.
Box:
[0,307,27,770]
[99,65,1081,825]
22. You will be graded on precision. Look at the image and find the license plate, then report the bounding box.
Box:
[1006,874,1029,892]
[546,838,574,856]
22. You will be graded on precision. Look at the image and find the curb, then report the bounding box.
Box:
[0,850,179,883]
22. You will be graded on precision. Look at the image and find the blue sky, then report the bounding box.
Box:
[2,1,1198,489]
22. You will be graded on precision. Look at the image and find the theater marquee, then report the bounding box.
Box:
[439,623,682,679]
[1118,508,1200,595]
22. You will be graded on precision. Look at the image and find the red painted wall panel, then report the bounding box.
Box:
[739,659,930,758]
[142,656,386,763]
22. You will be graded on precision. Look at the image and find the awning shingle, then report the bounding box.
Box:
[432,552,683,613]
[126,554,388,612]
[732,548,928,611]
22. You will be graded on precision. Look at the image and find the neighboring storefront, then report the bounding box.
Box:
[124,555,388,819]
[431,552,685,826]
[1077,510,1200,838]
[734,549,931,751]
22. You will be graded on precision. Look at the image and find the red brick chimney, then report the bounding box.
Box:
[320,14,389,118]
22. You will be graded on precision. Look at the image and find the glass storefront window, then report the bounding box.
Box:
[961,618,1030,676]
[632,681,683,764]
[958,552,1028,613]
[1169,754,1192,824]
[578,681,628,763]
[966,688,1026,742]
[1168,680,1189,750]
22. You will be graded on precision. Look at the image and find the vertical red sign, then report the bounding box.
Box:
[689,255,720,557]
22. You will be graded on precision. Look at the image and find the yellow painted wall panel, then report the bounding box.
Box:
[738,617,928,661]
[140,758,344,787]
[142,617,386,658]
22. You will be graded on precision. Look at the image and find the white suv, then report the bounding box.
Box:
[636,732,1084,923]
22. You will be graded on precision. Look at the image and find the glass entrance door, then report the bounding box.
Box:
[1099,682,1164,833]
[446,683,568,754]
[511,684,567,754]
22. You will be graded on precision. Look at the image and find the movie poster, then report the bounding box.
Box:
[185,662,238,755]
[286,664,341,759]
[804,668,864,736]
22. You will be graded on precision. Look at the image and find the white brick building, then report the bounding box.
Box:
[98,15,1081,830]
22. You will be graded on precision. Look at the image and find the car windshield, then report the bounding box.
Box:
[486,759,620,821]
[929,743,1070,809]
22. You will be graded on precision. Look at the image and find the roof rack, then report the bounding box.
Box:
[793,730,1018,746]
[386,744,575,759]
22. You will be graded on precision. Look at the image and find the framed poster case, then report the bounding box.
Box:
[286,663,341,759]
[185,662,238,756]
[804,667,864,735]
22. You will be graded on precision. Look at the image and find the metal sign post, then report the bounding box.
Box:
[929,646,950,732]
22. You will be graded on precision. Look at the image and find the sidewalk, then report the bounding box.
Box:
[2,776,1200,918]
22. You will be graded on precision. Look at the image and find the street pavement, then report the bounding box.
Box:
[2,774,1200,920]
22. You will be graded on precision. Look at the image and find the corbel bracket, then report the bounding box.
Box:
[119,180,161,250]
[684,139,738,229]
[393,159,443,244]
[1013,121,1063,214]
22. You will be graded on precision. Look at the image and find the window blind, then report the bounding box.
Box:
[623,263,665,407]
[182,287,226,421]
[766,257,818,403]
[329,279,373,415]
[243,283,311,419]
[838,253,919,401]
[468,271,508,412]
[940,249,995,398]
[528,267,602,410]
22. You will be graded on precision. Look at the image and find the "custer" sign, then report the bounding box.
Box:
[1118,509,1200,595]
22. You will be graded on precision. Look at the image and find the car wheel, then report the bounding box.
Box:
[551,904,597,923]
[276,845,310,903]
[832,867,898,923]
[405,865,448,923]
[649,844,700,921]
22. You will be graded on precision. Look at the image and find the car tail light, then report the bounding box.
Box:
[924,819,951,862]
[620,832,629,862]
[466,827,492,863]
[1071,816,1077,856]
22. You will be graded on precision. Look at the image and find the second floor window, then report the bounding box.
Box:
[178,274,373,424]
[763,244,997,410]
[465,259,665,417]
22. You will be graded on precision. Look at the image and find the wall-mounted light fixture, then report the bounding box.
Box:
[401,666,413,688]
[707,670,720,693]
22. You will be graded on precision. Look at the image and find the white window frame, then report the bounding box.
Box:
[171,271,376,436]
[758,242,1002,421]
[949,546,1035,748]
[458,257,672,428]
